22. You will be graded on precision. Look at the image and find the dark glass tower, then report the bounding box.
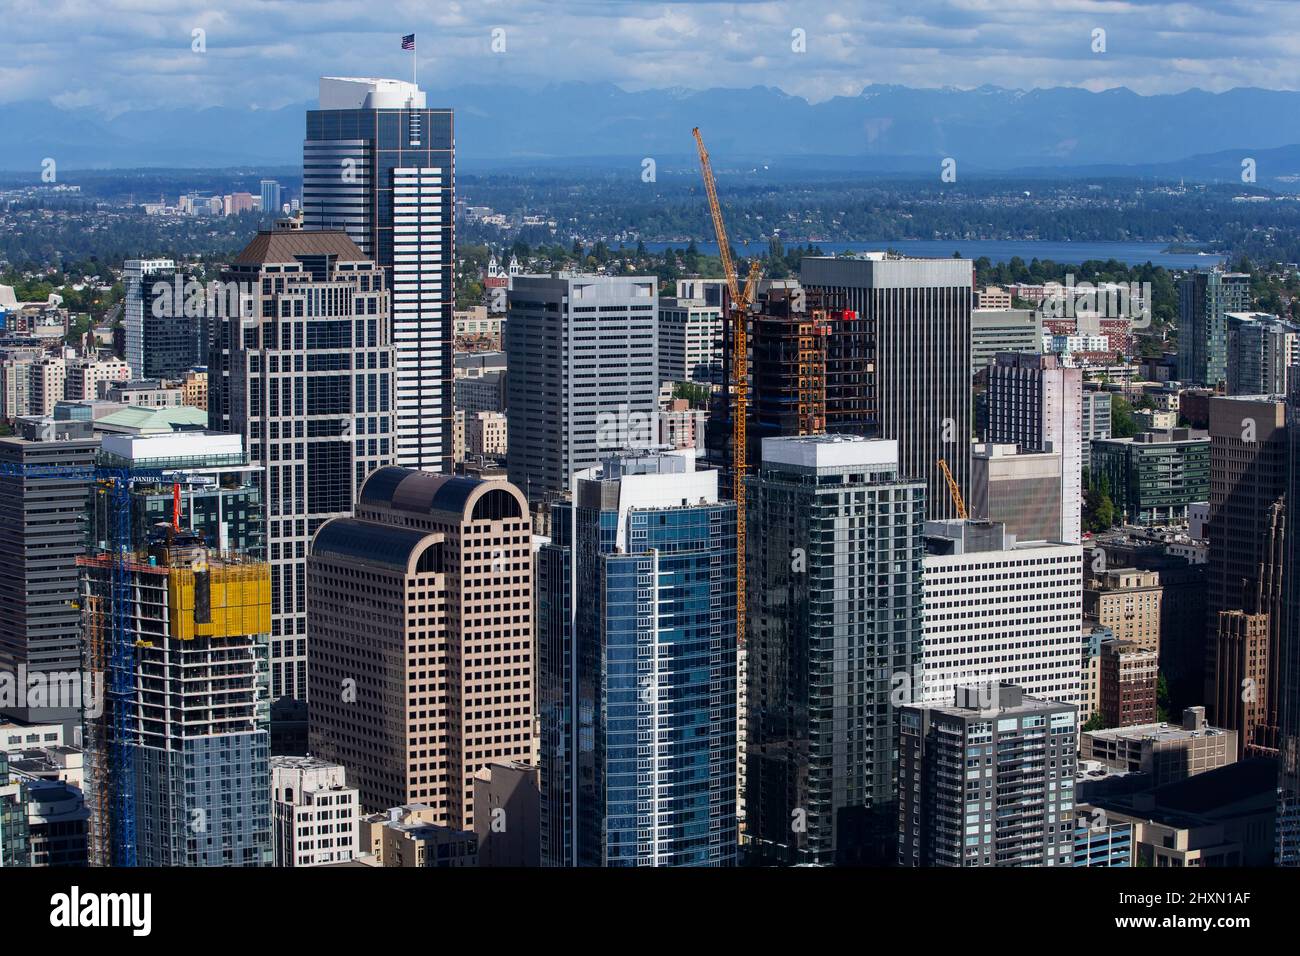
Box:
[304,77,454,473]
[746,435,925,865]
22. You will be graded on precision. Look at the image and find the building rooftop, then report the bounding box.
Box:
[95,405,208,434]
[231,228,367,267]
[926,683,1073,718]
[1084,721,1227,745]
[761,434,899,470]
[270,754,346,772]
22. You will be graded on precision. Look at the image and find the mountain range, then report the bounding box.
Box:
[4,83,1300,183]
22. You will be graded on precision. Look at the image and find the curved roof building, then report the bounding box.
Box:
[308,468,533,830]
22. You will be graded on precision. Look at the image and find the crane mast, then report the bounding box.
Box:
[692,127,758,637]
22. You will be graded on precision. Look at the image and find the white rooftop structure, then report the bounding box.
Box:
[100,430,244,463]
[761,434,899,470]
[318,76,426,110]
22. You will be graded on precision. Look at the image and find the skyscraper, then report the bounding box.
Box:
[1206,395,1287,756]
[0,419,98,730]
[537,450,737,866]
[303,77,454,472]
[746,435,924,865]
[1226,312,1300,396]
[80,431,272,867]
[922,519,1083,707]
[982,352,1082,545]
[898,684,1077,867]
[308,467,534,830]
[259,179,283,220]
[122,258,209,380]
[1177,270,1250,387]
[1278,386,1300,864]
[208,222,396,708]
[800,254,972,520]
[505,274,659,502]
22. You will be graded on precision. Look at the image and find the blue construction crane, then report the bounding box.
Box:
[0,458,163,867]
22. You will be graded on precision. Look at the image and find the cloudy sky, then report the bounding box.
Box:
[1,0,1297,114]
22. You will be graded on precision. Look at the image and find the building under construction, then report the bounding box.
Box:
[704,279,863,486]
[80,431,273,866]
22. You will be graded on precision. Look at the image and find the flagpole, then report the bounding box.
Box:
[413,38,417,91]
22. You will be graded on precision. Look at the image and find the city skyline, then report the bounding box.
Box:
[0,4,1295,937]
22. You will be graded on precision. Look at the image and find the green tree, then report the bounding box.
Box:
[1081,712,1106,732]
[1111,396,1140,438]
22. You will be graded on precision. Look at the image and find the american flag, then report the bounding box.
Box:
[401,33,415,51]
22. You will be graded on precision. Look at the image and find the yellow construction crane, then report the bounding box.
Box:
[938,459,968,520]
[693,127,760,634]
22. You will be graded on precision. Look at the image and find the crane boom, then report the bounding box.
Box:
[692,129,742,306]
[938,458,968,520]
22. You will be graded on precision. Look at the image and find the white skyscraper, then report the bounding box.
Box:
[921,519,1083,707]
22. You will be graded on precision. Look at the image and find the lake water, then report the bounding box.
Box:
[639,239,1223,269]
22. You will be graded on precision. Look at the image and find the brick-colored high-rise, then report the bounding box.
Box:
[308,467,533,830]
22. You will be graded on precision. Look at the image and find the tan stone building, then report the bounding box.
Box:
[1082,706,1236,787]
[308,467,534,832]
[181,368,208,410]
[1212,609,1271,758]
[1084,568,1163,655]
[465,410,507,458]
[1099,639,1159,727]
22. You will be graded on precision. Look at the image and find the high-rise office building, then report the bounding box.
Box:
[898,683,1077,867]
[1082,389,1112,473]
[1281,388,1300,864]
[658,295,722,385]
[537,449,737,866]
[922,519,1083,707]
[0,419,98,729]
[259,179,283,220]
[505,274,659,501]
[209,223,396,707]
[1226,312,1300,396]
[1205,395,1287,754]
[800,254,972,520]
[982,352,1082,544]
[1092,428,1210,526]
[747,435,924,865]
[970,443,1063,544]
[1177,270,1250,387]
[0,753,29,866]
[308,467,533,830]
[123,258,209,380]
[80,432,272,867]
[971,307,1040,379]
[303,77,454,472]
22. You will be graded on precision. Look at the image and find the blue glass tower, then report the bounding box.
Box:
[539,450,737,866]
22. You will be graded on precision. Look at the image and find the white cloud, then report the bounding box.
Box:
[0,0,1294,113]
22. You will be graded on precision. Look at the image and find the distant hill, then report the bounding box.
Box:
[4,83,1300,185]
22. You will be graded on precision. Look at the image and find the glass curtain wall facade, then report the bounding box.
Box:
[538,453,737,866]
[746,436,925,865]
